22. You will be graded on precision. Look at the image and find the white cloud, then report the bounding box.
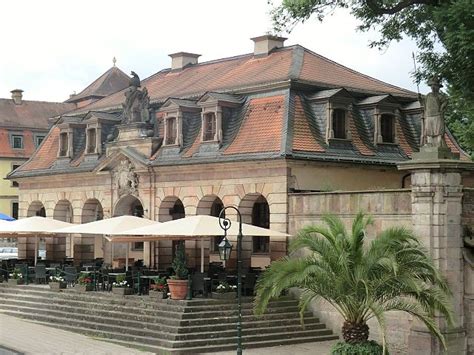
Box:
[0,0,427,102]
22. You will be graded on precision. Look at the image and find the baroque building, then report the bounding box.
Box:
[9,35,469,269]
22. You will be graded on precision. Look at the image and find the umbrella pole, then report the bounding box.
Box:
[125,243,129,271]
[34,234,38,266]
[200,240,204,273]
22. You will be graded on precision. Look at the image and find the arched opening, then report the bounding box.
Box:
[197,195,224,253]
[113,195,145,267]
[54,200,73,258]
[82,199,104,259]
[158,196,185,262]
[27,201,46,217]
[239,194,270,268]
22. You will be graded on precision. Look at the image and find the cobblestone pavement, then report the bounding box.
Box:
[0,313,337,355]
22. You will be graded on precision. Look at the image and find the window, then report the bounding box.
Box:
[252,197,270,253]
[11,202,18,220]
[87,128,97,154]
[59,132,68,156]
[166,117,177,145]
[11,164,21,187]
[381,114,395,143]
[11,135,23,149]
[203,112,216,141]
[332,109,346,139]
[132,242,144,251]
[35,135,45,147]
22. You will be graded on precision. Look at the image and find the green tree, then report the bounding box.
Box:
[269,0,474,154]
[254,213,453,351]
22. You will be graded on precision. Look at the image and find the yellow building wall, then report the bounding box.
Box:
[0,158,22,217]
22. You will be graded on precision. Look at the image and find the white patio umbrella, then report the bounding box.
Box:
[105,215,290,272]
[55,215,159,270]
[0,216,74,265]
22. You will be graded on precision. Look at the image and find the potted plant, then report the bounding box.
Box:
[149,276,168,299]
[49,274,67,291]
[112,274,133,296]
[8,268,24,285]
[75,272,93,292]
[167,242,189,300]
[212,281,237,299]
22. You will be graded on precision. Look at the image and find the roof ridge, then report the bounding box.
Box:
[0,98,72,105]
[300,47,415,96]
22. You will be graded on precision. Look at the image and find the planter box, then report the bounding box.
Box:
[8,279,24,286]
[49,282,67,291]
[75,284,93,292]
[212,291,236,300]
[112,287,133,296]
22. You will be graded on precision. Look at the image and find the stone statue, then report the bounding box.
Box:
[121,71,150,124]
[115,160,138,196]
[419,77,448,148]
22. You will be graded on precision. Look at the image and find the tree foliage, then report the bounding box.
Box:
[254,213,453,351]
[269,0,474,154]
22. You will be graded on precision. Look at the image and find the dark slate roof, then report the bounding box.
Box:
[65,67,129,103]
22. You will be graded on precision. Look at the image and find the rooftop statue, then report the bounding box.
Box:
[418,77,448,148]
[122,71,150,124]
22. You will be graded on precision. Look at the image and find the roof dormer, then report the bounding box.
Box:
[197,92,243,144]
[307,88,353,144]
[356,95,400,145]
[82,111,121,155]
[56,116,85,159]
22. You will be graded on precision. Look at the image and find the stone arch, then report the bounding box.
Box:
[82,199,104,223]
[53,199,73,222]
[27,201,46,217]
[113,195,144,217]
[239,193,270,254]
[196,195,224,217]
[158,196,185,222]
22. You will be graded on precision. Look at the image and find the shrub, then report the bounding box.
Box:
[331,341,386,355]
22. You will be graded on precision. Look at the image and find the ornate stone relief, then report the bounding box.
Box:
[114,159,139,197]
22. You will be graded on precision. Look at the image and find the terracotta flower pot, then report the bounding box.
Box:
[167,279,188,300]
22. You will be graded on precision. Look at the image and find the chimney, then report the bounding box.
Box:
[11,89,24,105]
[251,35,287,56]
[169,52,201,71]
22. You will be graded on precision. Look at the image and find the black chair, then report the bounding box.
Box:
[64,266,78,287]
[192,272,209,297]
[34,264,47,284]
[242,273,257,296]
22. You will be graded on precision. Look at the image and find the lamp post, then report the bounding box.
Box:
[218,206,243,355]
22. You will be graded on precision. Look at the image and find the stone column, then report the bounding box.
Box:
[398,159,474,355]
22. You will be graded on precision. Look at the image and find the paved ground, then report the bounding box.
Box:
[0,313,337,355]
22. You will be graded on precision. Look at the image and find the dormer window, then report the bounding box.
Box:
[203,112,216,141]
[380,114,395,143]
[59,132,69,157]
[165,117,177,145]
[332,109,346,139]
[87,128,97,154]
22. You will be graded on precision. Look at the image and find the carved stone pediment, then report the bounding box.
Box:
[113,159,139,197]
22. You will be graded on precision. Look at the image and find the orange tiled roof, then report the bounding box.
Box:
[0,98,74,129]
[183,127,202,158]
[292,96,325,152]
[396,119,413,157]
[348,110,375,156]
[75,46,415,114]
[0,129,39,159]
[224,96,284,155]
[17,127,59,171]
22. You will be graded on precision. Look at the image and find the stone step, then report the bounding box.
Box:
[7,314,337,352]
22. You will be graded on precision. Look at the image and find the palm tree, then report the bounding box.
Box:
[254,213,453,350]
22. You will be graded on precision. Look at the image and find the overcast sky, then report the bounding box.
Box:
[0,0,428,102]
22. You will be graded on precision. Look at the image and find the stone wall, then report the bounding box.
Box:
[462,188,474,354]
[288,189,413,354]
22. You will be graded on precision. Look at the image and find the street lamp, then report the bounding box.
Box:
[218,206,243,355]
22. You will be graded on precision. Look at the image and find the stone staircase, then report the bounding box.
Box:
[0,284,338,354]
